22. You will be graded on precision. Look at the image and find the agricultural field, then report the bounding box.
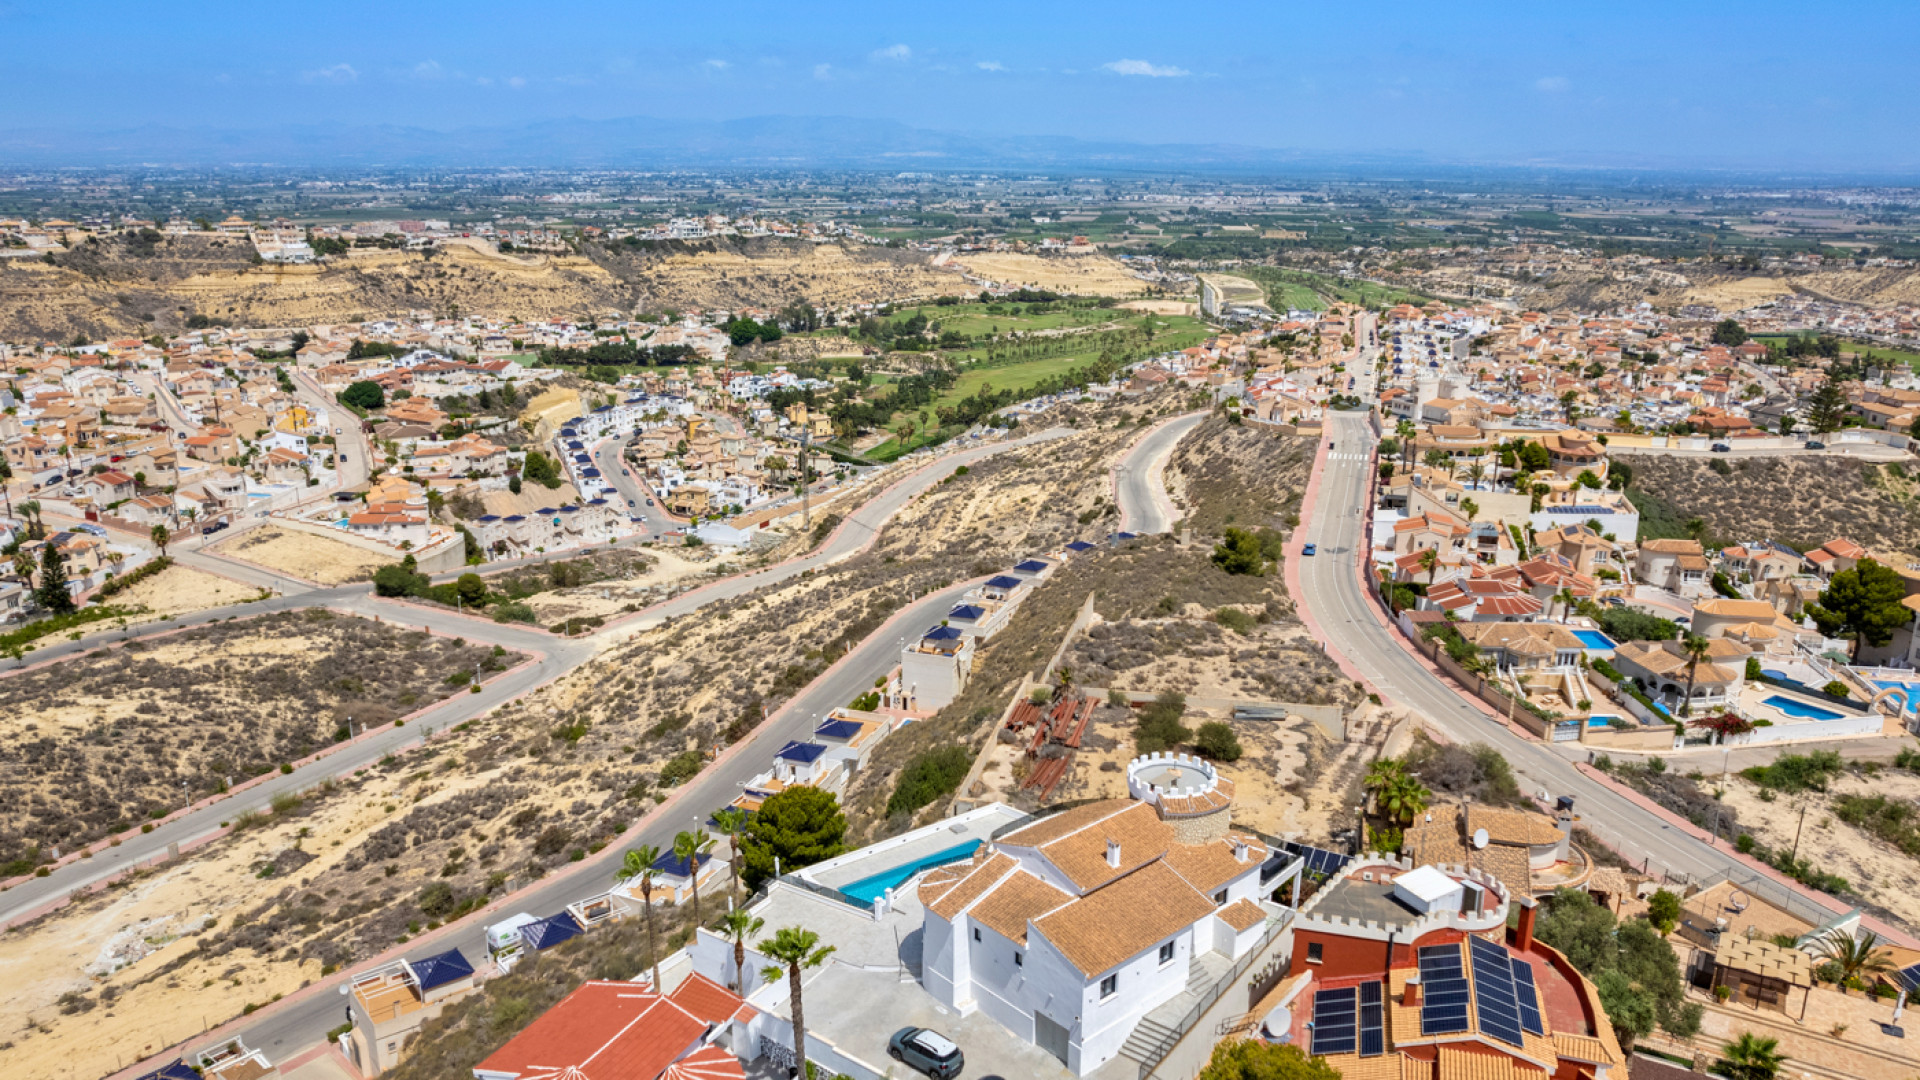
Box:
[887,300,1122,337]
[1236,266,1432,310]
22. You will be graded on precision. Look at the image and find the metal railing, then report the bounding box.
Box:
[1134,918,1291,1079]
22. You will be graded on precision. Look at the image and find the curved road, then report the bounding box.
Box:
[80,424,1078,1078]
[1296,410,1878,926]
[1118,412,1206,534]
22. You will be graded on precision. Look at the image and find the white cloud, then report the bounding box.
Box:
[302,62,358,84]
[412,60,443,80]
[813,63,833,80]
[872,43,911,62]
[506,75,527,89]
[1102,59,1188,78]
[703,59,729,70]
[1535,75,1570,93]
[977,60,1004,72]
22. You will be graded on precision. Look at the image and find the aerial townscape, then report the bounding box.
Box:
[9,7,1920,1080]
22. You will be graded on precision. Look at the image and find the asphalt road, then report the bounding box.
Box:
[1117,413,1205,534]
[588,435,675,534]
[75,424,1077,1076]
[1294,409,1865,922]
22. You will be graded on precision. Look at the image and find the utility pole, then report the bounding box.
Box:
[1789,799,1809,865]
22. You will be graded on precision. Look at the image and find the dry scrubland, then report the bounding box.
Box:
[1621,453,1920,557]
[949,252,1149,297]
[0,400,1173,1077]
[103,564,263,620]
[0,233,966,341]
[213,524,391,585]
[837,413,1363,843]
[0,610,528,867]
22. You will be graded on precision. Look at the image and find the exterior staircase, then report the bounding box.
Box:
[1117,952,1235,1067]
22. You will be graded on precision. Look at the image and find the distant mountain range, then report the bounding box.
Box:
[0,115,1909,180]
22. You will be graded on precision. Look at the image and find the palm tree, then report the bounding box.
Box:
[1418,547,1439,585]
[1556,587,1577,623]
[1395,420,1417,469]
[711,807,750,909]
[1363,757,1406,798]
[760,926,837,1078]
[0,457,13,519]
[1459,497,1479,521]
[617,845,663,989]
[1465,463,1486,490]
[1715,1032,1786,1080]
[1810,928,1894,990]
[1680,634,1712,717]
[719,908,765,993]
[19,499,41,540]
[150,523,170,557]
[1379,773,1432,825]
[674,828,713,924]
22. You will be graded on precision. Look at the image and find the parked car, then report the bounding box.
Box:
[1302,543,1317,556]
[1805,440,1825,450]
[889,1028,964,1079]
[1710,443,1731,453]
[1601,596,1626,607]
[645,498,655,507]
[200,521,228,536]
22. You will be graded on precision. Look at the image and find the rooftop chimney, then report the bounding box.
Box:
[1232,837,1250,863]
[1106,839,1121,868]
[1515,894,1538,953]
[1402,975,1421,1008]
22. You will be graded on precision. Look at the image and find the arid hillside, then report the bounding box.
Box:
[1620,452,1920,556]
[1163,414,1314,537]
[0,234,964,341]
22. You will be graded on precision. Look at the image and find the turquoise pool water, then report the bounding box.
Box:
[1587,715,1618,728]
[1761,695,1845,722]
[837,840,982,905]
[1573,630,1617,650]
[1874,680,1919,714]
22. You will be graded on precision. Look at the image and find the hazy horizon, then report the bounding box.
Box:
[5,0,1918,175]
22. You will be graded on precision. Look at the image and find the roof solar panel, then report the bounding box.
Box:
[1468,936,1526,1047]
[1511,959,1546,1036]
[1895,962,1920,994]
[1283,841,1353,879]
[1312,987,1358,1056]
[1359,981,1385,1058]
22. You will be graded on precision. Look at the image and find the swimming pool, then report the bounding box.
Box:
[1761,695,1845,722]
[836,840,982,905]
[1572,630,1617,650]
[1874,680,1920,714]
[1586,715,1619,728]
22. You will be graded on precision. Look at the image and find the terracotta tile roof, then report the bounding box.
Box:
[1468,806,1563,847]
[1001,799,1175,893]
[660,1044,747,1080]
[1216,897,1268,932]
[996,799,1132,847]
[667,971,751,1024]
[1032,861,1216,976]
[969,870,1074,944]
[1314,1052,1430,1079]
[922,852,1016,918]
[474,980,707,1080]
[1160,835,1267,896]
[1436,1045,1547,1080]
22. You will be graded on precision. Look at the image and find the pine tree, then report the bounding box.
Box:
[34,542,75,614]
[1806,373,1848,435]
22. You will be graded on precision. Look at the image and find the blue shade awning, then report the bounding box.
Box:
[521,912,583,950]
[410,947,475,991]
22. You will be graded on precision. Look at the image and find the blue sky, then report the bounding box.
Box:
[6,0,1917,169]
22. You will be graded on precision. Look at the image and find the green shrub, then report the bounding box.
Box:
[491,601,537,624]
[1213,607,1257,635]
[1135,689,1190,753]
[658,750,704,787]
[886,745,974,817]
[1194,721,1243,762]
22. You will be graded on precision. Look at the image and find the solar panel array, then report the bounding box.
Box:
[1359,980,1386,1057]
[1311,986,1357,1056]
[1418,943,1471,1035]
[1894,962,1920,995]
[1468,936,1527,1047]
[1511,956,1546,1037]
[1282,840,1352,879]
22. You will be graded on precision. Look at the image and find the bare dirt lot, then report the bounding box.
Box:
[213,524,391,585]
[0,610,528,865]
[951,253,1147,296]
[1620,453,1920,558]
[105,564,262,620]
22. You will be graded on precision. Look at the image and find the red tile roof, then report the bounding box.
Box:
[474,980,708,1080]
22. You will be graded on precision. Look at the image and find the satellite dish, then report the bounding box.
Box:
[1472,828,1490,850]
